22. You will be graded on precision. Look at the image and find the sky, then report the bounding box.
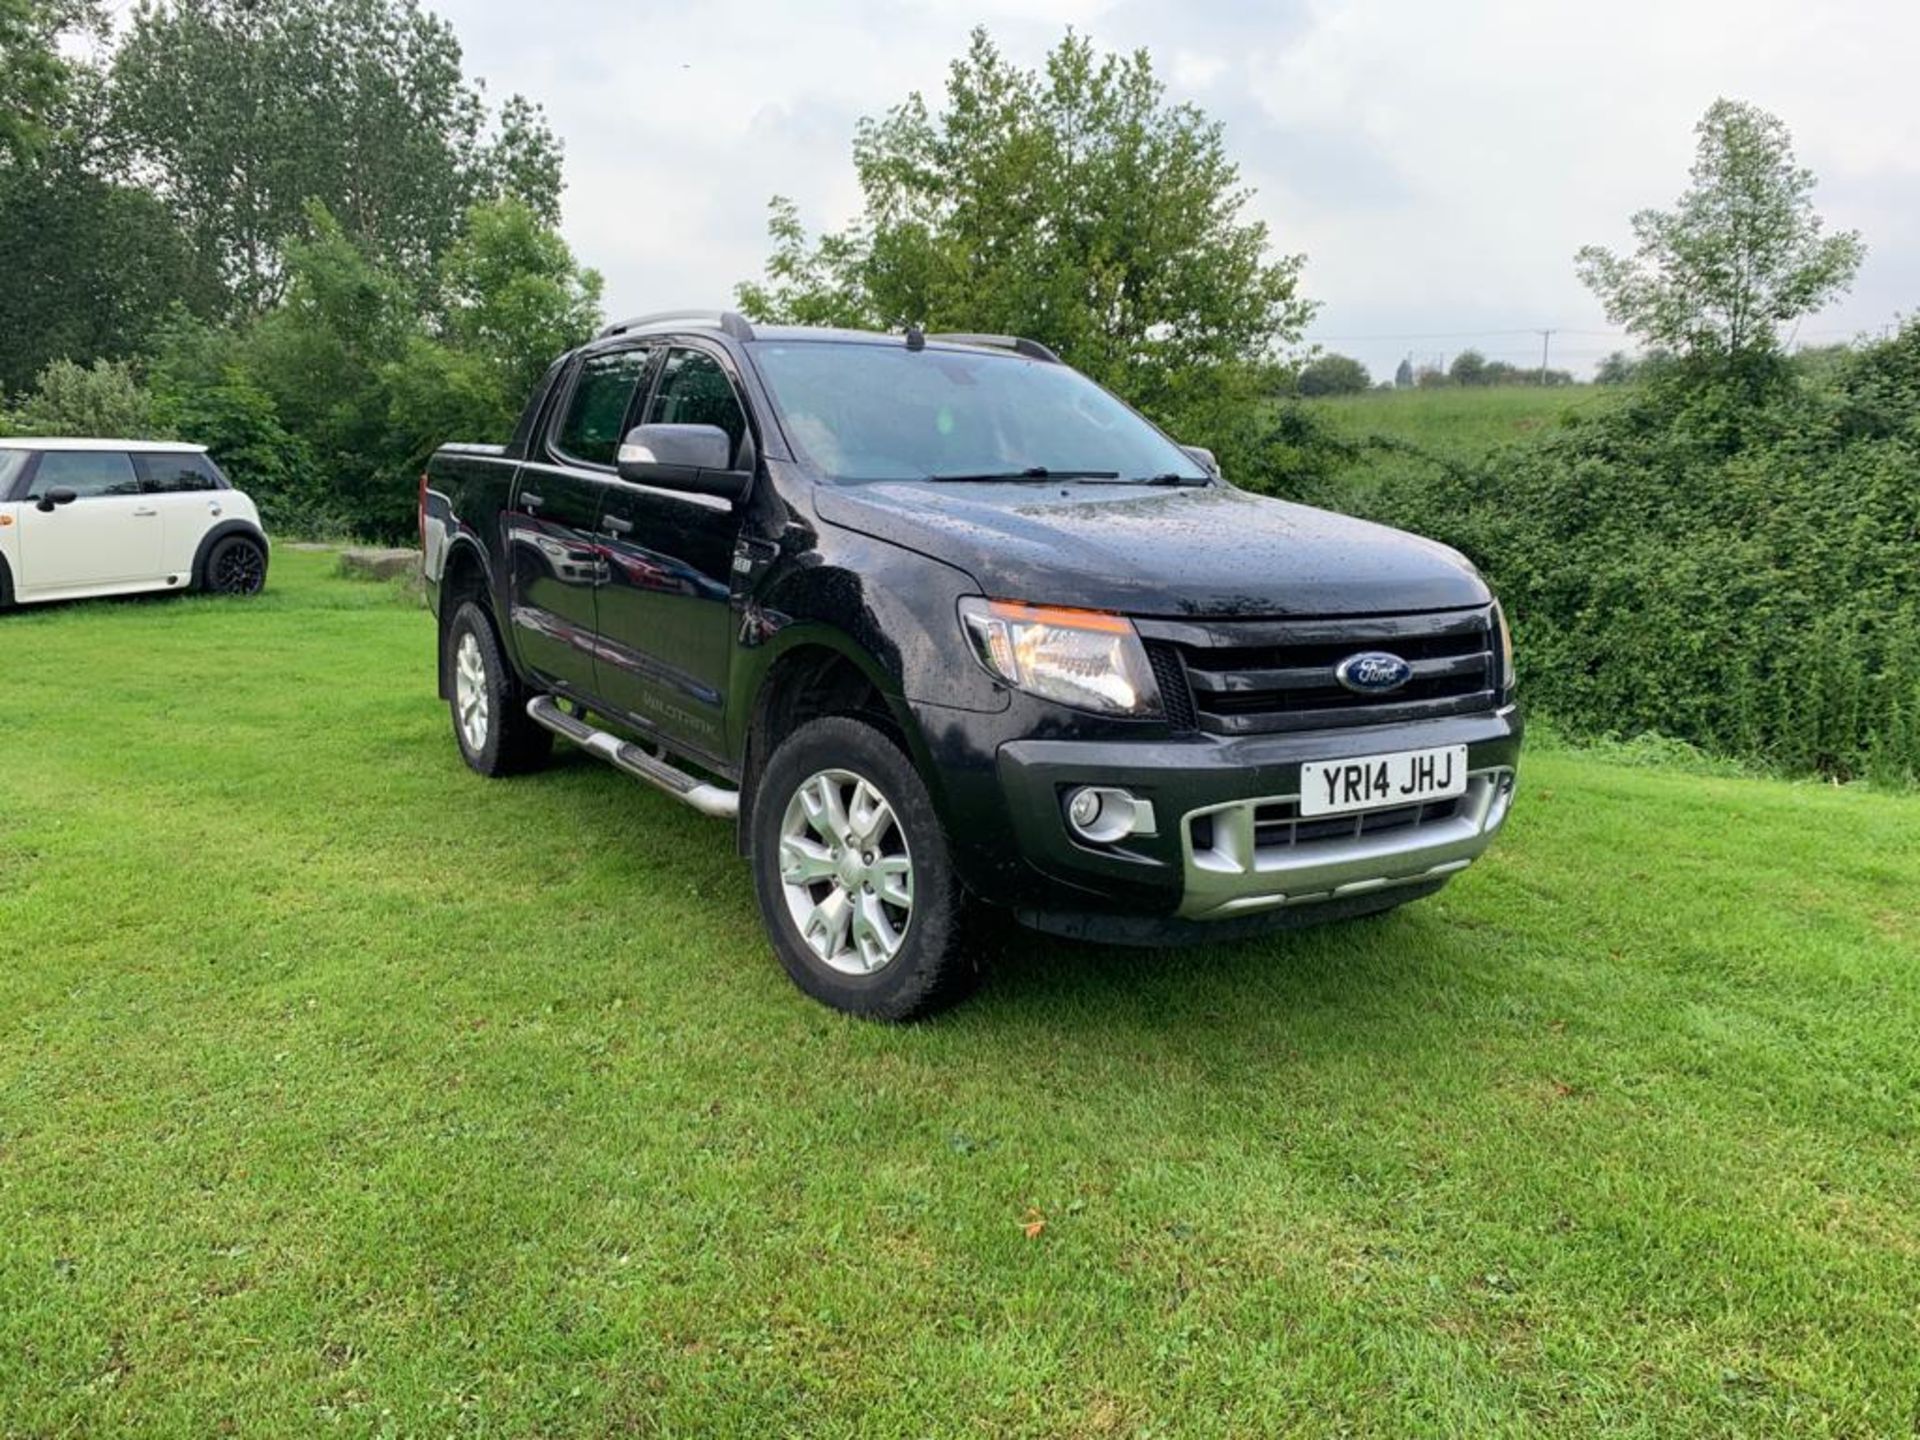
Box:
[431,0,1920,382]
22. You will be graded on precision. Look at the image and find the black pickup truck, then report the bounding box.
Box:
[422,312,1521,1018]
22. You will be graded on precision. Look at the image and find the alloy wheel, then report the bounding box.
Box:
[455,630,491,753]
[777,768,915,975]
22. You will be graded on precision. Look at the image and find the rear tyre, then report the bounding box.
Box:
[750,715,980,1021]
[447,600,552,777]
[203,535,268,596]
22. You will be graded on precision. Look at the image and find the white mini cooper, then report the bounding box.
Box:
[0,438,269,608]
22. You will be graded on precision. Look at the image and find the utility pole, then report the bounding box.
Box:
[1538,329,1555,386]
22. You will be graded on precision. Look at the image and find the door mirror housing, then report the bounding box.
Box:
[1179,444,1221,478]
[617,424,750,502]
[36,486,78,513]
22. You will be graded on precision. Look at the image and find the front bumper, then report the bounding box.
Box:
[918,700,1522,943]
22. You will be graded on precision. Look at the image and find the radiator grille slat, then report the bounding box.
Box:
[1149,606,1498,736]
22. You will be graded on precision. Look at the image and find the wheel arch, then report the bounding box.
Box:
[736,636,933,854]
[190,520,270,590]
[437,538,496,701]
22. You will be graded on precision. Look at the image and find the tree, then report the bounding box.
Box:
[1575,99,1864,362]
[110,0,564,312]
[1449,349,1489,387]
[0,74,226,393]
[432,197,602,411]
[1296,353,1369,397]
[736,28,1312,451]
[0,0,97,163]
[1594,351,1640,385]
[386,198,602,484]
[1394,356,1414,389]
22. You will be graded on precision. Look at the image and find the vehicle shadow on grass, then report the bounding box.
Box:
[973,902,1456,1020]
[534,745,1480,1052]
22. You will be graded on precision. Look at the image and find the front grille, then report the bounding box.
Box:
[1189,795,1469,855]
[1144,641,1197,731]
[1136,607,1500,735]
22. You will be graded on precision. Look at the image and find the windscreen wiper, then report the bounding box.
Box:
[927,467,1121,483]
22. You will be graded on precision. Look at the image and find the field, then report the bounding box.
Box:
[1300,385,1619,508]
[3,551,1918,1436]
[1308,385,1616,455]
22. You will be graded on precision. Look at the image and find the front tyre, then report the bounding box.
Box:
[751,715,979,1021]
[446,600,552,777]
[203,534,268,595]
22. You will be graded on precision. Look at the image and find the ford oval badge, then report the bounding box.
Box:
[1335,651,1413,695]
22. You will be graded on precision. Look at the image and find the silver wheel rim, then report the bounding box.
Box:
[778,768,915,976]
[455,630,490,753]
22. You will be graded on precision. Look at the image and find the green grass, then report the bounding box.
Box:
[3,551,1918,1437]
[1301,387,1619,512]
[1308,386,1618,458]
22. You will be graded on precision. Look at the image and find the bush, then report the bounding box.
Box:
[4,358,161,438]
[1270,326,1920,784]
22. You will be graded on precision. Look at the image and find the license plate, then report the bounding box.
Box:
[1299,745,1468,817]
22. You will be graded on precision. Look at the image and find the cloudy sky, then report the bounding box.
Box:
[434,0,1918,381]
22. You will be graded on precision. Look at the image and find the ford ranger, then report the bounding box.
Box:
[422,312,1521,1019]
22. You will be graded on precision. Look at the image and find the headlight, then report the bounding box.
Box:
[959,598,1163,716]
[1494,600,1515,694]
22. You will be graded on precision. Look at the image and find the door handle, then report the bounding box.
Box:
[521,491,545,510]
[133,507,159,517]
[601,514,633,536]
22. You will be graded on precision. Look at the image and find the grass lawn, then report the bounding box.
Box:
[3,551,1917,1436]
[1300,387,1621,514]
[1307,386,1618,459]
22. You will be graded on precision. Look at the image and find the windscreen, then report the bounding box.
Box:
[0,448,28,498]
[749,341,1209,484]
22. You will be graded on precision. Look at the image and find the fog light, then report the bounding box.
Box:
[1063,786,1157,845]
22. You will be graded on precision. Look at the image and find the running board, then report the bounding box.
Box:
[526,696,739,820]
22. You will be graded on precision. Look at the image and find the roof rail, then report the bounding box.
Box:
[597,309,756,342]
[925,332,1061,364]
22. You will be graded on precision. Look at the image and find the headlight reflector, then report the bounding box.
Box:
[959,598,1163,716]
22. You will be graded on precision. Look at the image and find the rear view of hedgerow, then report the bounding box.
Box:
[1294,102,1915,783]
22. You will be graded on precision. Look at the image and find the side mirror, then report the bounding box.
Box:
[36,486,78,513]
[617,423,751,502]
[1179,445,1221,477]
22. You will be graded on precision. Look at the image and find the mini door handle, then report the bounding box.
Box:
[521,491,545,509]
[601,515,633,535]
[132,507,158,517]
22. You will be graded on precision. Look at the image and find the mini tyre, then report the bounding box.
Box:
[751,715,979,1020]
[203,534,268,595]
[446,600,552,777]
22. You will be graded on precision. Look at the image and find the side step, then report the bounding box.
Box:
[526,696,739,820]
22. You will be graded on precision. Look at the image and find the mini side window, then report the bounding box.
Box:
[646,349,748,466]
[30,450,141,499]
[134,453,220,493]
[555,348,653,466]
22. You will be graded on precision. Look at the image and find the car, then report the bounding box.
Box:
[0,438,269,608]
[422,313,1521,1019]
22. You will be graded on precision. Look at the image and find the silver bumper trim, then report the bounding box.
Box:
[1178,767,1515,919]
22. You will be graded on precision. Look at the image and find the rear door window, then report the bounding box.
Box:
[30,451,141,499]
[553,348,654,467]
[134,453,222,493]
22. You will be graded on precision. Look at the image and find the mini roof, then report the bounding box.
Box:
[0,438,207,453]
